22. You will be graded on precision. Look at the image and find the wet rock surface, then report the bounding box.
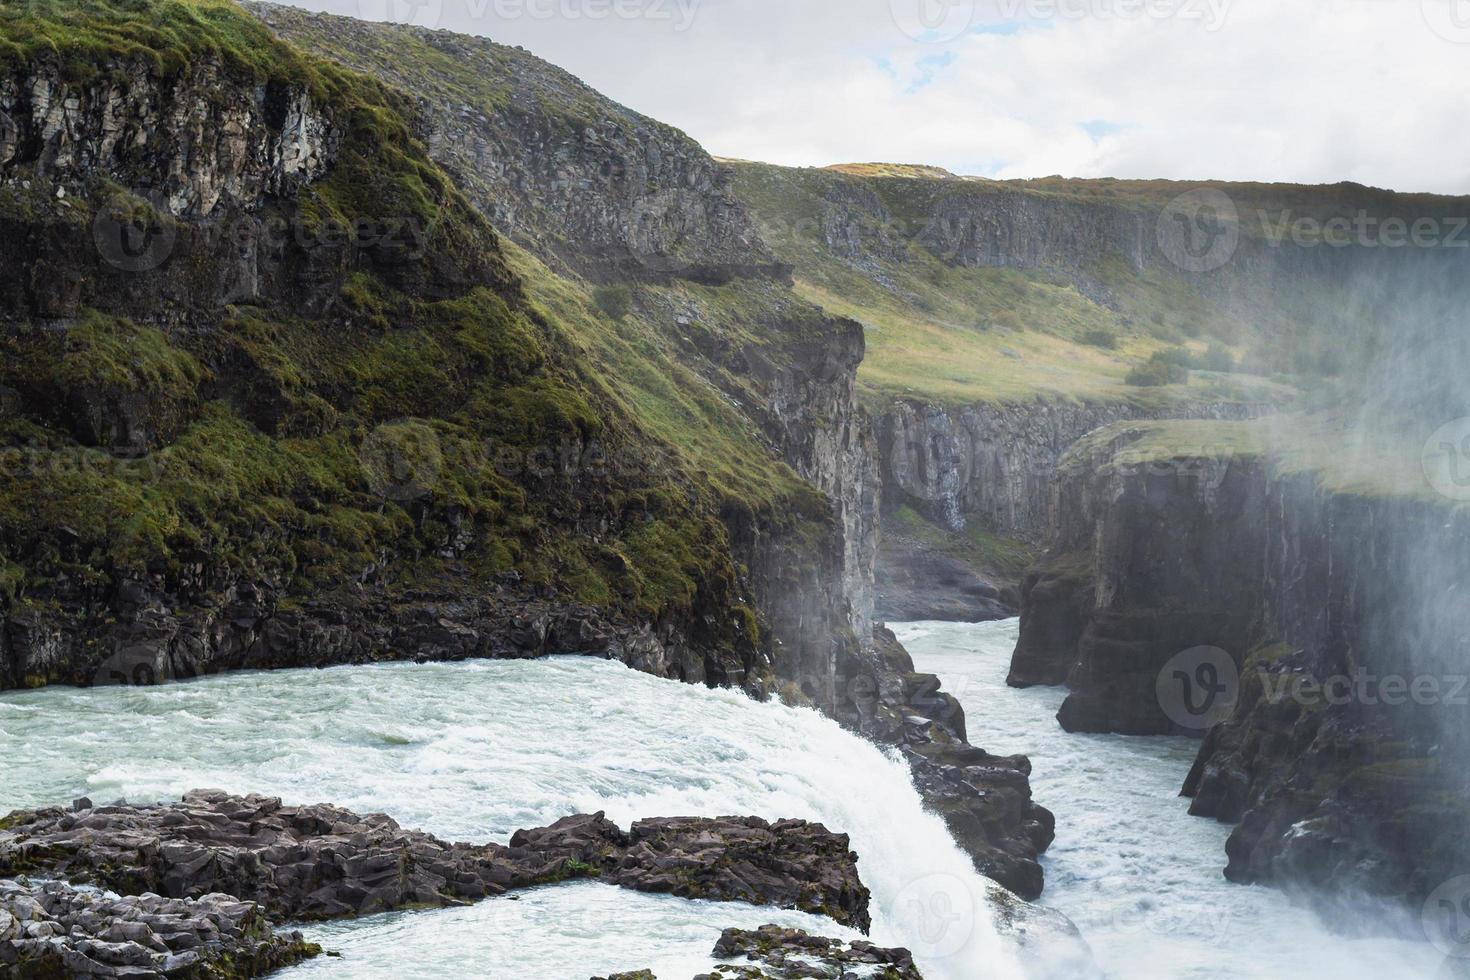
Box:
[841,626,1054,900]
[0,792,869,930]
[0,877,319,979]
[1013,421,1470,914]
[703,924,922,979]
[592,924,924,980]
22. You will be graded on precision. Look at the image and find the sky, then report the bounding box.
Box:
[275,0,1470,194]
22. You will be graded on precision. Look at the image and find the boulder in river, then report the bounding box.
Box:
[591,924,925,980]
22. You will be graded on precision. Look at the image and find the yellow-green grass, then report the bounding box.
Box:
[1070,415,1467,505]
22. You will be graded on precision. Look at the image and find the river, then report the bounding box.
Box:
[0,655,1023,980]
[898,618,1447,980]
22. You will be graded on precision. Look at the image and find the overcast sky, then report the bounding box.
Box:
[276,0,1470,194]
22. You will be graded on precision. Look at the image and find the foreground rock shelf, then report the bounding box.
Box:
[0,878,320,979]
[594,924,924,980]
[0,791,871,934]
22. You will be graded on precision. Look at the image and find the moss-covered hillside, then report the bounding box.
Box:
[0,0,839,689]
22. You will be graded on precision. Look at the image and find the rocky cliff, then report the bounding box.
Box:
[0,0,874,705]
[1009,418,1470,918]
[0,0,1057,905]
[876,397,1269,620]
[245,2,879,691]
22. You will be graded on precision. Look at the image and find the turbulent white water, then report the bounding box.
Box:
[0,656,1024,980]
[899,619,1450,980]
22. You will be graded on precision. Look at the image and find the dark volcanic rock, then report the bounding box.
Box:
[875,545,1014,623]
[704,924,922,979]
[1013,420,1470,915]
[0,792,869,931]
[592,925,925,980]
[0,877,319,979]
[840,626,1054,900]
[511,814,871,932]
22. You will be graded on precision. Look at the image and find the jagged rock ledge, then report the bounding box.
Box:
[0,791,871,933]
[594,924,924,980]
[841,626,1055,900]
[0,878,320,979]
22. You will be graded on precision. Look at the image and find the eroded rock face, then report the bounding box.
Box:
[245,2,779,288]
[0,792,870,931]
[876,398,1269,622]
[593,925,925,980]
[1010,422,1470,915]
[0,878,320,979]
[839,626,1055,900]
[1,58,334,220]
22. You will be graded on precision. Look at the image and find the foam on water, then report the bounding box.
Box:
[0,656,1025,980]
[898,619,1449,980]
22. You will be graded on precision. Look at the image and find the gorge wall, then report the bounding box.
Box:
[1009,421,1470,916]
[247,2,880,696]
[0,1,1054,903]
[875,397,1269,621]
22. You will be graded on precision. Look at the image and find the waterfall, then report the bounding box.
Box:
[0,656,1027,980]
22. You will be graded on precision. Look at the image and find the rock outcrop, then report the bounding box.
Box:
[244,3,881,697]
[838,626,1055,899]
[705,924,922,979]
[0,878,320,979]
[0,792,871,931]
[592,924,926,980]
[1009,419,1470,916]
[245,2,783,288]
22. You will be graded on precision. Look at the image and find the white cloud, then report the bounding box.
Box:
[274,0,1470,193]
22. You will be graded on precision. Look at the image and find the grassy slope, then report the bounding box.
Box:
[732,160,1470,522]
[728,160,1295,411]
[0,0,816,651]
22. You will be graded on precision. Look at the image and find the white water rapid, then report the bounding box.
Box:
[899,618,1451,980]
[0,656,1028,980]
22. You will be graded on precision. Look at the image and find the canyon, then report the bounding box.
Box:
[0,1,1468,977]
